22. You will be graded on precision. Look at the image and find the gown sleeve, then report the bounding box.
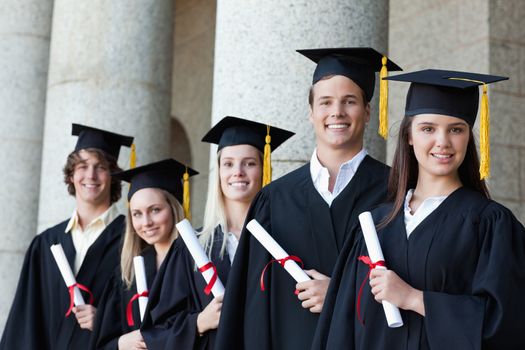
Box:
[311,226,364,350]
[90,273,122,350]
[214,189,273,350]
[141,239,205,350]
[424,203,525,350]
[0,236,47,350]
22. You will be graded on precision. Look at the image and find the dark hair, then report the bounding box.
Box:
[379,116,490,228]
[308,75,367,107]
[63,148,123,204]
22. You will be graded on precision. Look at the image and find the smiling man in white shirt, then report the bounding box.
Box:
[1,124,133,350]
[216,48,402,350]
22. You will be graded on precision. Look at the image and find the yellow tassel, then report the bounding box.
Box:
[479,84,490,180]
[262,125,272,187]
[183,167,191,220]
[378,56,389,139]
[447,77,492,180]
[130,143,136,169]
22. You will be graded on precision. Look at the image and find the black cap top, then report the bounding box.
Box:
[297,47,402,101]
[112,159,199,202]
[384,69,508,126]
[72,123,134,159]
[201,116,295,152]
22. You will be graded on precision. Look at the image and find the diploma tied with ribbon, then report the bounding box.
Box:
[246,219,311,290]
[50,244,94,316]
[126,255,149,326]
[358,211,403,328]
[176,219,225,297]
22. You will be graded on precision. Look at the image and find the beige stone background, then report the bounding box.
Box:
[0,0,523,332]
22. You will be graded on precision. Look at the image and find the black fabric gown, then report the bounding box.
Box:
[141,226,231,350]
[214,156,390,350]
[90,246,158,349]
[312,187,525,350]
[0,215,125,350]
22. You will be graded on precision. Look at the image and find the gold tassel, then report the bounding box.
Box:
[130,143,136,169]
[262,125,272,187]
[183,167,191,220]
[378,56,389,139]
[479,84,490,180]
[447,77,491,180]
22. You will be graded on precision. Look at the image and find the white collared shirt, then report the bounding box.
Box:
[226,232,239,265]
[310,148,368,206]
[404,189,447,238]
[65,204,119,275]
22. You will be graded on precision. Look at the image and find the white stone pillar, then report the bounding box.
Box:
[38,0,174,231]
[0,0,53,329]
[212,0,390,176]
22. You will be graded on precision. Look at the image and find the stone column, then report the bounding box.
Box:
[0,0,53,329]
[38,0,174,231]
[212,0,390,177]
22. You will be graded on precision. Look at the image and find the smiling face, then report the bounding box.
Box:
[219,144,262,204]
[129,188,175,247]
[409,114,470,181]
[70,150,112,207]
[309,75,370,153]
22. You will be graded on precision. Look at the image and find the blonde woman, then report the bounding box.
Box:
[91,159,197,350]
[140,117,293,349]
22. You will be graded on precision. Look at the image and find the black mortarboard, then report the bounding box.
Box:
[202,116,295,186]
[384,69,508,126]
[385,69,509,180]
[297,47,402,102]
[201,116,294,152]
[112,159,198,203]
[72,123,134,159]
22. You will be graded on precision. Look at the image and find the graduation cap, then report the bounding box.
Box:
[112,159,199,220]
[384,69,509,179]
[297,47,403,139]
[201,116,295,187]
[72,123,134,161]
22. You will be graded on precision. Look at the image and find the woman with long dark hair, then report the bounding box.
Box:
[312,69,525,350]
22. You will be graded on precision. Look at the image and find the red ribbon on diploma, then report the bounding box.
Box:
[198,262,218,295]
[126,290,149,326]
[356,255,386,325]
[260,255,304,295]
[65,283,94,317]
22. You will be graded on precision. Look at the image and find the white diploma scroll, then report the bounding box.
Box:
[358,212,403,328]
[133,256,149,321]
[246,219,311,284]
[176,219,225,297]
[50,244,85,306]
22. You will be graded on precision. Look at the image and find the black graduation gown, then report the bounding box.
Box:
[312,187,525,350]
[90,246,158,349]
[140,227,231,350]
[0,215,125,350]
[214,156,389,350]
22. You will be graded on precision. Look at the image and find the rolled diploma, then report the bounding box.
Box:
[50,244,85,306]
[246,219,310,283]
[133,256,149,321]
[358,212,403,328]
[176,219,225,297]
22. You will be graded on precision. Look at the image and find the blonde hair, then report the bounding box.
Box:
[199,149,263,258]
[120,190,184,289]
[199,151,229,257]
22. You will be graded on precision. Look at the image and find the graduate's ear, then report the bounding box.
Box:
[364,103,371,124]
